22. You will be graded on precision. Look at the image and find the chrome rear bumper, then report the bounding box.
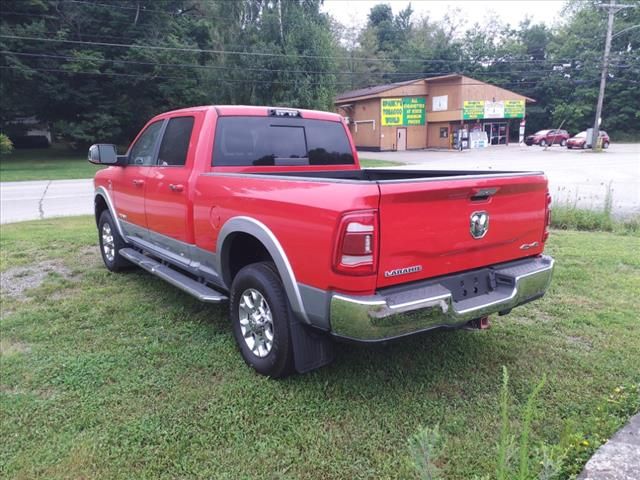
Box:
[330,255,554,342]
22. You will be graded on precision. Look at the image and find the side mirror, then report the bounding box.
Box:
[88,144,122,165]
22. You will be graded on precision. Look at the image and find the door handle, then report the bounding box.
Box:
[169,184,184,192]
[132,179,144,187]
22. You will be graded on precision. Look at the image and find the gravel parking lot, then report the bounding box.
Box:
[363,143,640,217]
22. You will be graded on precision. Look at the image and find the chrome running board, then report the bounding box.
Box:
[119,248,228,303]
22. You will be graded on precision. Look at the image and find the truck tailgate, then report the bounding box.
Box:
[376,173,548,288]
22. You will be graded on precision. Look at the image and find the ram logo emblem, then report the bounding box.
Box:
[470,211,490,239]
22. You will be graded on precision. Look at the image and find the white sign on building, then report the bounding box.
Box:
[484,101,505,119]
[432,95,448,112]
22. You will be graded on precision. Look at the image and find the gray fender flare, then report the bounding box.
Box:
[216,216,309,323]
[94,186,126,240]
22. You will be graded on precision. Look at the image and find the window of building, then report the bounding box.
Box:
[440,127,449,139]
[157,116,195,166]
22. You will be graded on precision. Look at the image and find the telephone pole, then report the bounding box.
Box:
[592,1,635,151]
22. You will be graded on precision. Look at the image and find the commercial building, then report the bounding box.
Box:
[335,74,534,151]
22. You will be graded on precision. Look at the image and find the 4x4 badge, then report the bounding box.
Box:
[470,211,489,239]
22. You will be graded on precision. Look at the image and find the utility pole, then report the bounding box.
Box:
[592,1,634,151]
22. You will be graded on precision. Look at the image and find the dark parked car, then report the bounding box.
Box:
[567,131,610,149]
[525,129,570,147]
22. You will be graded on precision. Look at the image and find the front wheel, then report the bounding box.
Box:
[98,210,130,272]
[230,262,294,378]
[603,141,610,149]
[540,139,547,147]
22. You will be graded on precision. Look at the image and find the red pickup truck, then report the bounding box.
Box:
[89,105,554,377]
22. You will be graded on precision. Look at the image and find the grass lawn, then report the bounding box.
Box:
[359,158,404,168]
[1,217,639,479]
[0,151,397,182]
[0,148,103,182]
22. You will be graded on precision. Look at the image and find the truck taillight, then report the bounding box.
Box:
[542,193,552,242]
[334,210,378,275]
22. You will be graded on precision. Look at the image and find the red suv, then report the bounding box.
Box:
[567,131,610,149]
[525,129,570,147]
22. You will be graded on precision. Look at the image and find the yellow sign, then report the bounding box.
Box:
[381,98,403,126]
[463,100,484,120]
[504,100,525,118]
[381,97,426,126]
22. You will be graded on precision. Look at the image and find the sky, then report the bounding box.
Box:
[321,0,567,31]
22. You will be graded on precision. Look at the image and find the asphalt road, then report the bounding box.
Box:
[0,179,93,224]
[363,143,640,217]
[0,143,638,223]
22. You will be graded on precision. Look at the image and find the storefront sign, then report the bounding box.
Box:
[484,101,505,119]
[381,97,425,126]
[463,100,484,120]
[380,98,403,126]
[463,99,526,120]
[402,97,426,125]
[504,99,525,118]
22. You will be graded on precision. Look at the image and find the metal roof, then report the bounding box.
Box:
[335,78,426,102]
[335,74,535,103]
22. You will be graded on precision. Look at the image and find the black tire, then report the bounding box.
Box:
[98,210,130,272]
[229,262,294,378]
[540,139,547,147]
[560,139,567,147]
[603,141,610,149]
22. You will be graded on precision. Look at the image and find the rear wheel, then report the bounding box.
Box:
[603,141,610,149]
[98,210,130,272]
[230,262,294,378]
[560,139,567,147]
[540,139,547,147]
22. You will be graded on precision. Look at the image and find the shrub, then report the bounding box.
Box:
[0,133,14,155]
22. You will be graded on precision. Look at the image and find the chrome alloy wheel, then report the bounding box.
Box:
[239,288,274,358]
[101,222,115,262]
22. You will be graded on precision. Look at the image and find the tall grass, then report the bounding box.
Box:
[410,367,554,480]
[408,425,444,480]
[551,183,639,235]
[518,374,546,479]
[496,366,512,480]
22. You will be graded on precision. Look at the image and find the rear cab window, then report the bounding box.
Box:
[157,116,194,167]
[212,116,354,167]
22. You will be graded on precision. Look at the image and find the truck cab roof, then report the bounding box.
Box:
[150,105,343,123]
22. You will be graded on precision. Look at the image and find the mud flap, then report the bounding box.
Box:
[289,317,335,374]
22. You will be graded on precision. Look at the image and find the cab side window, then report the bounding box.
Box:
[157,116,195,166]
[129,120,164,165]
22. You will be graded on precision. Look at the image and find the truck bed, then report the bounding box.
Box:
[211,168,549,289]
[252,168,543,182]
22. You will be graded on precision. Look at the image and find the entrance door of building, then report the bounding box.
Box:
[397,128,407,151]
[484,122,508,145]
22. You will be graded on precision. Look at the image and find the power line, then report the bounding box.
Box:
[0,10,59,20]
[62,0,194,15]
[0,64,609,90]
[3,50,627,77]
[0,33,614,65]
